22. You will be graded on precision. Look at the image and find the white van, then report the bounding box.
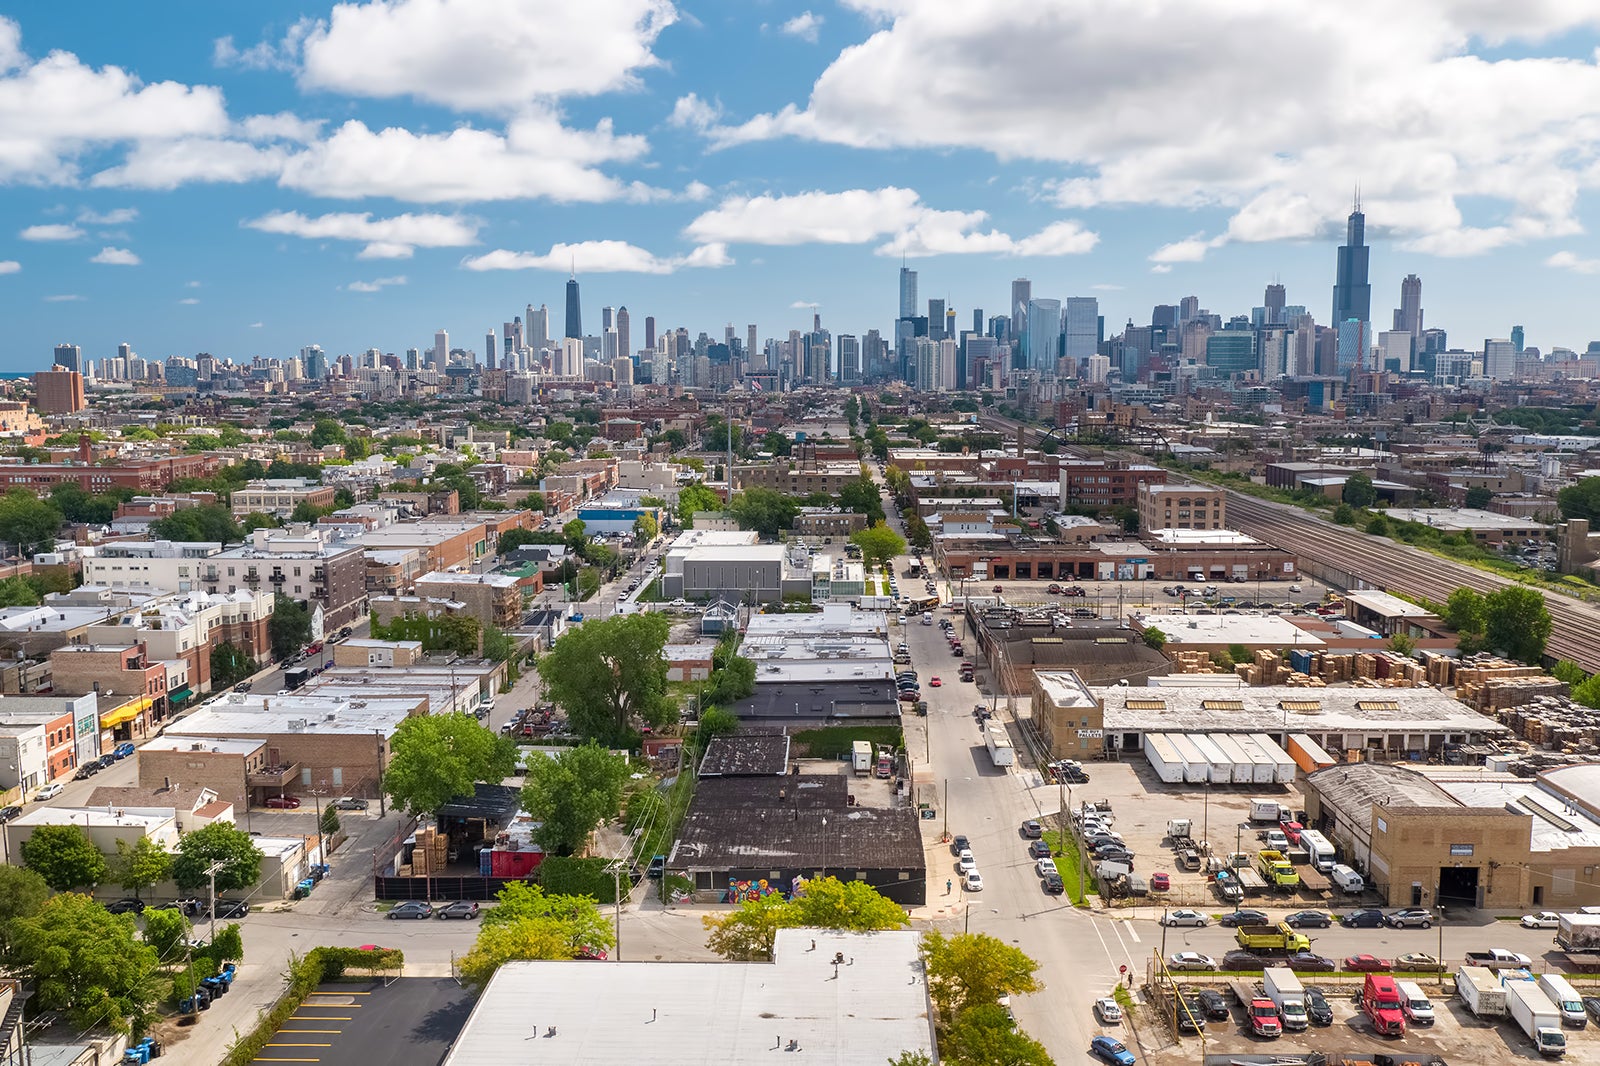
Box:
[1396,980,1434,1025]
[1330,864,1365,894]
[921,612,933,625]
[1537,973,1588,1027]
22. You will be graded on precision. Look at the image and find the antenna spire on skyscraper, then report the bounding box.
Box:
[1353,184,1362,213]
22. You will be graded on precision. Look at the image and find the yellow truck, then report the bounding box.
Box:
[1257,849,1300,890]
[1234,921,1312,954]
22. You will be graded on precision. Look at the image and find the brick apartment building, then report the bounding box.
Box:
[31,367,85,415]
[202,528,368,630]
[230,479,337,518]
[410,571,523,628]
[49,643,169,744]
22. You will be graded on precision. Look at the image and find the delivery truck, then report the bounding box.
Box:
[1537,973,1588,1028]
[1250,799,1290,823]
[1455,965,1507,1018]
[1506,978,1568,1057]
[983,725,1015,767]
[1262,967,1309,1031]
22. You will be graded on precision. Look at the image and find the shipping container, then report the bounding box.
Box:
[1168,733,1210,784]
[1144,733,1185,784]
[1286,733,1336,773]
[1250,734,1299,784]
[1188,733,1233,784]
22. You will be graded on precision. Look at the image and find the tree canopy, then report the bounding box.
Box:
[538,612,674,743]
[921,930,1043,1021]
[0,865,51,953]
[384,711,518,815]
[269,593,312,659]
[0,490,63,554]
[172,821,264,894]
[457,882,615,989]
[111,836,173,898]
[838,477,886,524]
[1558,477,1600,522]
[148,502,243,544]
[1439,585,1552,663]
[851,522,907,568]
[702,877,909,961]
[676,482,723,526]
[730,487,799,537]
[22,824,108,890]
[520,742,631,855]
[9,893,160,1033]
[1341,472,1378,508]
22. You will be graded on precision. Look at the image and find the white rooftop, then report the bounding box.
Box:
[1383,507,1548,531]
[440,929,934,1066]
[416,571,521,589]
[141,735,265,756]
[1344,590,1438,618]
[1147,528,1261,546]
[1433,772,1600,853]
[10,806,175,830]
[1136,612,1327,648]
[168,692,422,737]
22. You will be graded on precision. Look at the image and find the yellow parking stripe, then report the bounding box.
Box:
[291,1015,350,1021]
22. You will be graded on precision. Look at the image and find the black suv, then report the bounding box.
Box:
[1342,909,1386,928]
[1196,988,1230,1020]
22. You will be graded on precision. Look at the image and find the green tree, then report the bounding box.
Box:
[110,836,172,898]
[730,487,800,537]
[703,653,756,706]
[171,822,263,895]
[291,500,332,523]
[520,743,630,855]
[1464,485,1494,509]
[310,419,348,447]
[1387,632,1418,657]
[519,490,547,512]
[1484,585,1553,664]
[1332,503,1357,525]
[1442,587,1488,638]
[1558,477,1600,522]
[141,907,189,961]
[838,477,886,523]
[851,522,907,568]
[702,878,908,961]
[694,705,740,747]
[0,576,39,607]
[703,894,791,961]
[269,593,312,660]
[459,884,615,988]
[497,527,542,554]
[634,512,659,542]
[1553,660,1590,686]
[538,613,674,743]
[940,1003,1053,1066]
[1142,626,1167,650]
[384,711,518,815]
[904,513,932,549]
[562,517,588,550]
[9,893,159,1033]
[240,511,280,532]
[677,482,723,526]
[920,930,1042,1021]
[1365,514,1391,537]
[888,1053,933,1066]
[210,641,255,689]
[22,824,108,890]
[148,503,243,544]
[1341,473,1377,507]
[1574,674,1600,710]
[0,866,51,953]
[0,490,63,554]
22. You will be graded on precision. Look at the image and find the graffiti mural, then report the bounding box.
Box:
[724,878,783,903]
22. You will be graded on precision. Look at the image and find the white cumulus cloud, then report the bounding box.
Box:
[462,239,730,274]
[781,11,823,42]
[298,0,677,112]
[21,224,83,241]
[0,261,19,274]
[76,207,138,225]
[90,246,139,265]
[1546,250,1600,274]
[346,275,407,293]
[243,209,481,259]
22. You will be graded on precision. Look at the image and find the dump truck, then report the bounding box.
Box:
[1257,849,1300,890]
[1506,978,1568,1057]
[1234,922,1312,955]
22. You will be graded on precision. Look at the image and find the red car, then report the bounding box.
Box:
[929,677,942,687]
[1150,872,1170,891]
[992,585,1003,593]
[1343,954,1391,972]
[898,690,919,702]
[265,795,302,809]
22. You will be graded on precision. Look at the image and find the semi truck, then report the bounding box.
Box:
[1361,973,1406,1037]
[1234,922,1312,955]
[1505,978,1568,1057]
[1256,849,1300,890]
[1261,967,1309,1031]
[1455,965,1508,1018]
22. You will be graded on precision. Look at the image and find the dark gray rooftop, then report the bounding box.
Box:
[698,733,791,777]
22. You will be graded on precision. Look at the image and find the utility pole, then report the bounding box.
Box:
[375,730,387,816]
[206,860,226,943]
[606,859,625,962]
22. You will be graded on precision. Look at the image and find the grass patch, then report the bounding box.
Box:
[1113,984,1135,1011]
[789,725,903,760]
[1043,829,1094,906]
[636,575,665,602]
[624,756,699,870]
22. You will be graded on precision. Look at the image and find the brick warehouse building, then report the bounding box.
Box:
[0,437,220,492]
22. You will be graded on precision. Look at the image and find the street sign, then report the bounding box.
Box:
[1119,964,1127,974]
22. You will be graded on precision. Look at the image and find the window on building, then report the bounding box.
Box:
[301,767,312,786]
[332,768,343,785]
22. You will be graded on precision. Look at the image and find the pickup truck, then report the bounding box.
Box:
[1235,922,1312,954]
[1465,948,1534,970]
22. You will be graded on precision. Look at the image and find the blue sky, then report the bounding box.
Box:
[6,1,1600,371]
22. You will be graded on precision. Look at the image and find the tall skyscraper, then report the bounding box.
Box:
[1178,296,1199,324]
[1024,298,1062,373]
[53,343,81,373]
[527,304,550,352]
[1511,325,1525,353]
[646,316,658,352]
[1010,278,1031,340]
[432,329,449,369]
[1484,338,1516,380]
[603,306,614,333]
[838,335,861,383]
[898,266,918,319]
[615,306,631,363]
[1263,283,1286,325]
[746,325,757,363]
[564,274,582,339]
[1332,197,1371,337]
[485,330,496,369]
[1392,274,1422,342]
[928,298,946,342]
[1063,297,1100,360]
[972,308,984,334]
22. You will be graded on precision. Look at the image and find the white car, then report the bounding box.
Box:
[1161,909,1209,927]
[1166,952,1217,971]
[963,870,984,892]
[1094,997,1123,1024]
[957,849,977,874]
[1521,911,1562,929]
[33,783,65,802]
[1035,858,1057,878]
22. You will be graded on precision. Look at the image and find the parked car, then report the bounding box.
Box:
[1196,988,1230,1020]
[1343,954,1391,972]
[1586,997,1600,1026]
[963,870,983,892]
[1027,839,1052,859]
[1161,909,1208,928]
[388,901,434,920]
[1522,911,1562,929]
[1166,952,1217,971]
[333,796,369,810]
[1284,952,1338,972]
[1386,908,1434,929]
[73,763,100,780]
[1285,910,1333,928]
[950,834,970,856]
[1020,819,1043,839]
[1034,858,1057,878]
[1341,909,1386,928]
[1089,1036,1136,1066]
[1094,997,1123,1023]
[212,899,249,919]
[1305,986,1334,1026]
[105,898,146,914]
[957,849,977,874]
[1392,953,1446,973]
[928,676,941,687]
[646,854,666,879]
[265,795,301,809]
[1041,872,1065,895]
[97,754,116,769]
[1219,909,1270,927]
[113,742,136,759]
[0,805,20,824]
[1150,872,1170,891]
[437,901,480,920]
[32,783,64,802]
[1221,951,1268,971]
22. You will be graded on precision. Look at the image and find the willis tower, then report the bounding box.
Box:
[1331,195,1371,330]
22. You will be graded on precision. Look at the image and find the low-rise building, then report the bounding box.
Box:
[50,643,170,746]
[792,508,868,537]
[81,540,222,593]
[411,571,523,628]
[230,479,337,518]
[203,527,367,630]
[1138,482,1226,532]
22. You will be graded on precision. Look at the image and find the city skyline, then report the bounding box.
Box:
[5,4,1600,368]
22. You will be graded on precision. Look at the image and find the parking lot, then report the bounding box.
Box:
[252,978,472,1065]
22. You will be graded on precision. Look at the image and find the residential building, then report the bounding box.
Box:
[31,367,85,415]
[82,540,222,593]
[203,527,367,630]
[230,479,337,518]
[411,571,523,628]
[50,643,169,745]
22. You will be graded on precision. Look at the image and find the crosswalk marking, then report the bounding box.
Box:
[1122,920,1140,943]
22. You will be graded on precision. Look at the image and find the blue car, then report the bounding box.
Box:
[112,742,136,759]
[1090,1035,1136,1065]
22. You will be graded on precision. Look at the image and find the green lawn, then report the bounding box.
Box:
[1043,829,1094,907]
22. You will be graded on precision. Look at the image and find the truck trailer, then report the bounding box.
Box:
[1262,967,1309,1031]
[983,725,1015,767]
[1455,965,1507,1018]
[1505,978,1568,1057]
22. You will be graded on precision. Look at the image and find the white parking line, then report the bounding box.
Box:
[1122,920,1140,943]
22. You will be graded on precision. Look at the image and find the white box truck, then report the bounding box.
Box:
[852,740,873,775]
[1395,979,1435,1026]
[1537,973,1588,1028]
[1505,978,1568,1057]
[984,726,1015,767]
[1249,798,1288,823]
[1299,829,1336,872]
[1455,965,1507,1018]
[1261,968,1309,1031]
[1330,863,1364,894]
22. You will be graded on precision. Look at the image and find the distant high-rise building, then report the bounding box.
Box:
[485,330,496,369]
[898,266,918,319]
[1392,274,1422,345]
[302,345,327,379]
[1378,331,1413,373]
[928,298,945,342]
[1178,296,1200,324]
[564,274,582,339]
[1205,328,1257,375]
[1264,283,1286,325]
[1063,297,1099,360]
[603,329,619,360]
[1484,338,1516,380]
[616,307,631,364]
[863,329,885,380]
[1511,325,1525,353]
[33,367,85,414]
[1024,298,1061,373]
[603,306,614,334]
[746,325,757,364]
[1332,197,1372,339]
[432,330,449,369]
[838,335,861,383]
[1010,278,1031,341]
[53,343,81,373]
[972,308,984,334]
[527,304,549,352]
[1335,319,1368,375]
[645,316,657,352]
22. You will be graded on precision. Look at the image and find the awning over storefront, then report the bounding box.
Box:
[167,686,193,703]
[99,696,153,729]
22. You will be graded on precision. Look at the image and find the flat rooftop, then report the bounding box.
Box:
[415,571,520,589]
[168,692,422,736]
[1344,590,1438,618]
[10,806,175,830]
[1135,612,1327,648]
[1432,771,1600,853]
[441,930,935,1066]
[1093,683,1510,737]
[1383,507,1548,531]
[140,735,266,756]
[1146,528,1262,546]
